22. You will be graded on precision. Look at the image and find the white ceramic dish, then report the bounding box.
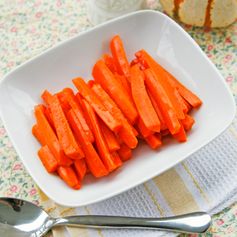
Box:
[0,10,235,207]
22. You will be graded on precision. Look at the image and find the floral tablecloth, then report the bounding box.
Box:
[0,0,236,236]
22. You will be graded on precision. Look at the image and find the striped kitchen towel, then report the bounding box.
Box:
[39,111,237,237]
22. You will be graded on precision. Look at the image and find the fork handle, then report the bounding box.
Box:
[54,212,211,234]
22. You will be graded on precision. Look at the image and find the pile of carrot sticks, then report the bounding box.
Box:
[32,35,202,189]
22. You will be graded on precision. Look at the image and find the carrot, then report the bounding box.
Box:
[114,73,131,95]
[99,119,120,152]
[76,93,94,134]
[136,50,185,120]
[56,91,71,112]
[75,92,83,107]
[174,89,189,113]
[173,125,187,142]
[81,99,119,172]
[144,68,181,135]
[92,60,138,124]
[111,152,123,168]
[42,90,71,113]
[132,126,139,137]
[73,77,121,132]
[118,143,132,161]
[181,114,195,131]
[103,54,117,73]
[163,70,202,108]
[130,58,139,67]
[145,134,162,150]
[110,35,130,79]
[114,73,136,114]
[87,80,95,88]
[130,58,146,70]
[62,87,74,96]
[34,105,72,166]
[67,109,108,177]
[48,95,84,159]
[43,106,55,131]
[137,118,153,138]
[74,159,87,180]
[41,90,53,105]
[131,65,160,132]
[57,166,81,189]
[147,90,167,131]
[182,97,192,113]
[62,89,94,143]
[32,124,46,145]
[91,83,138,149]
[38,145,58,173]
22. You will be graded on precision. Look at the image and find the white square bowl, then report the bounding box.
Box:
[0,10,235,207]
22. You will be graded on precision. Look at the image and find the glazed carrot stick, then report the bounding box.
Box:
[110,35,130,79]
[174,89,189,113]
[173,125,187,142]
[41,90,53,105]
[147,90,167,131]
[137,118,153,138]
[92,60,138,124]
[163,69,202,108]
[32,124,46,145]
[74,159,87,180]
[43,106,55,131]
[130,58,139,67]
[111,152,123,168]
[117,143,132,161]
[182,97,192,113]
[114,73,136,112]
[87,79,95,88]
[81,99,118,172]
[42,90,71,113]
[114,73,131,95]
[181,114,195,131]
[34,105,72,166]
[131,65,160,132]
[99,119,120,152]
[145,134,162,150]
[136,50,185,120]
[76,93,94,133]
[130,58,146,70]
[131,126,139,137]
[73,77,121,132]
[144,68,181,135]
[38,145,59,173]
[103,54,117,73]
[56,91,71,112]
[91,83,138,149]
[62,87,74,96]
[62,89,94,143]
[57,166,81,189]
[75,92,83,107]
[48,95,84,159]
[67,109,108,177]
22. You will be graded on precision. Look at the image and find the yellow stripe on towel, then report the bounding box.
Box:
[143,183,165,216]
[181,163,210,204]
[153,168,199,215]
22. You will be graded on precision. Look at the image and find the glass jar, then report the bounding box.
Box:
[87,0,144,25]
